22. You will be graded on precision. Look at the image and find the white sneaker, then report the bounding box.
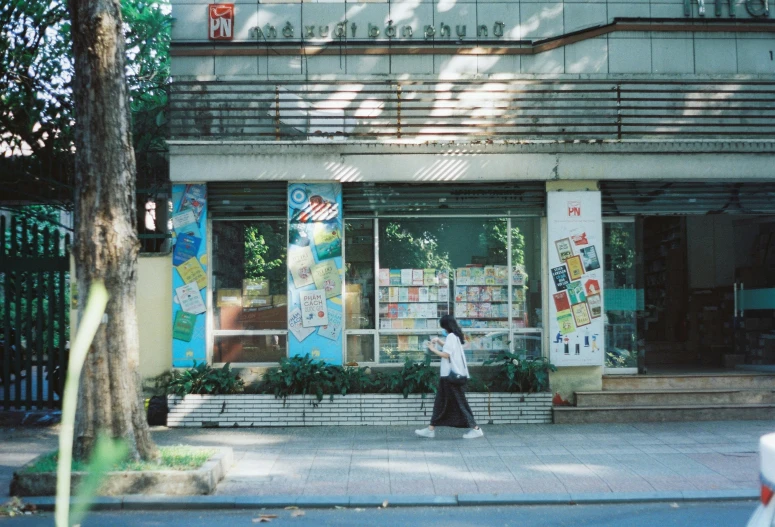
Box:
[415,427,435,438]
[463,428,484,439]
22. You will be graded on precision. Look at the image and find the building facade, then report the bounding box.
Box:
[155,0,775,401]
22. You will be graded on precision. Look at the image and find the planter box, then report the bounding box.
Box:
[10,448,232,497]
[167,393,553,427]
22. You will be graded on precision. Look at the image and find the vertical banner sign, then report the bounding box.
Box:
[547,191,604,367]
[208,4,234,41]
[288,183,343,364]
[171,184,208,367]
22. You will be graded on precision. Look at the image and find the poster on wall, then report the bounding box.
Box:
[287,183,343,364]
[171,183,208,367]
[548,191,604,367]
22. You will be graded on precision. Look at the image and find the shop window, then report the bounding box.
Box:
[211,220,287,363]
[375,217,542,364]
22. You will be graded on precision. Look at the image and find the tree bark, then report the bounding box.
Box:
[69,0,157,461]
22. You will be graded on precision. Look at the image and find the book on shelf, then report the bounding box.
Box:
[389,287,398,302]
[380,319,391,329]
[401,269,412,286]
[412,269,424,286]
[470,267,484,284]
[379,269,390,286]
[390,269,401,285]
[398,304,409,318]
[387,304,398,318]
[428,286,438,302]
[438,287,449,302]
[398,288,409,302]
[408,287,419,302]
[391,319,403,329]
[423,268,436,286]
[419,287,429,303]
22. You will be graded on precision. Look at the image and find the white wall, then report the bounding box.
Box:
[171,0,775,77]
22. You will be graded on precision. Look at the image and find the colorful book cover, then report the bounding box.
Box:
[380,319,392,329]
[418,287,429,303]
[423,268,436,286]
[513,287,525,303]
[437,270,449,286]
[172,233,202,266]
[551,265,570,291]
[438,287,449,302]
[391,319,403,329]
[398,304,409,319]
[495,266,508,285]
[179,184,207,221]
[313,222,342,260]
[572,302,592,327]
[467,286,480,302]
[176,282,206,314]
[389,287,399,303]
[404,318,416,329]
[172,310,197,342]
[379,287,388,302]
[412,269,424,286]
[428,287,438,303]
[379,269,390,286]
[401,269,413,286]
[414,319,426,329]
[480,287,493,302]
[457,268,470,285]
[571,231,589,246]
[300,290,328,328]
[408,336,419,350]
[408,287,420,302]
[289,307,316,341]
[580,245,601,272]
[492,287,503,302]
[587,293,602,318]
[470,267,484,285]
[555,238,574,262]
[390,269,402,285]
[566,255,585,281]
[397,335,409,351]
[512,265,526,286]
[379,303,388,315]
[585,279,601,296]
[289,245,315,288]
[387,304,398,319]
[455,303,468,317]
[553,291,571,312]
[171,209,200,238]
[455,286,466,302]
[317,309,342,341]
[557,309,575,335]
[176,257,207,289]
[567,281,587,305]
[398,288,409,302]
[480,302,493,318]
[407,304,419,319]
[312,260,342,299]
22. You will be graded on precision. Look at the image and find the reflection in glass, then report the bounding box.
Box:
[604,221,639,369]
[344,220,375,330]
[213,334,287,363]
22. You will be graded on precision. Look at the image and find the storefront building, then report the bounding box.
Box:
[154,0,775,409]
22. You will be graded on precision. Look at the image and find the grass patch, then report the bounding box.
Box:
[23,445,216,474]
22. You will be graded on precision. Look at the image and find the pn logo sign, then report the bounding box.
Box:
[209,4,234,40]
[567,201,581,217]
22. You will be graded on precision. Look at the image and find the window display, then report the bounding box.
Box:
[211,220,287,363]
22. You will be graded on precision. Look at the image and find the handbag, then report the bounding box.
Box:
[447,371,468,386]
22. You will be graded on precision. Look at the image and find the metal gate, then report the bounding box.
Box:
[0,215,70,410]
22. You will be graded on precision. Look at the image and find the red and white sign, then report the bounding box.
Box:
[208,4,234,40]
[567,201,582,217]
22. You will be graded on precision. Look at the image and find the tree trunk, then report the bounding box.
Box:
[69,0,157,462]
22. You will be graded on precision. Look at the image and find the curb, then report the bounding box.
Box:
[22,489,759,511]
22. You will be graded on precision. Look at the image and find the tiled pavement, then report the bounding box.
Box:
[1,420,772,499]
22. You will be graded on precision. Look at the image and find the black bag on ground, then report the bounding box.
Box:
[147,395,169,426]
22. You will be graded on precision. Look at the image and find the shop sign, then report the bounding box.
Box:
[692,0,769,17]
[209,4,234,41]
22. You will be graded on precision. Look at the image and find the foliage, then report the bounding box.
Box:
[483,352,557,393]
[329,364,379,396]
[260,354,336,403]
[478,220,526,267]
[167,362,245,396]
[0,497,36,517]
[244,223,286,288]
[607,224,637,285]
[380,221,452,270]
[384,355,438,399]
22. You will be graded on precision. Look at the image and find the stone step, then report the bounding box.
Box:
[553,404,775,424]
[576,389,775,407]
[602,373,775,391]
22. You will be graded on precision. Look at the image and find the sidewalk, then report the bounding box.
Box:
[2,420,772,503]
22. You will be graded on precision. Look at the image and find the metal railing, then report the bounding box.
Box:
[169,79,775,142]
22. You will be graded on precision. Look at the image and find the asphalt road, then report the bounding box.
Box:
[4,501,757,526]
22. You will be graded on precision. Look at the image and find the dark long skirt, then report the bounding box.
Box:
[430,377,477,429]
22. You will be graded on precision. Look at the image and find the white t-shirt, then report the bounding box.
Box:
[440,333,469,378]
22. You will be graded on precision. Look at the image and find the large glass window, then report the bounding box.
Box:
[211,220,287,363]
[374,217,542,364]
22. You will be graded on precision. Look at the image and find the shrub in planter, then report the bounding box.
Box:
[329,364,380,396]
[167,361,244,396]
[260,354,336,402]
[385,355,438,399]
[483,352,556,393]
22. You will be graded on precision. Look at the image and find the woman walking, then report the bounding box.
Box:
[415,314,484,440]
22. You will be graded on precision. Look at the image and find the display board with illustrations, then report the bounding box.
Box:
[547,191,605,367]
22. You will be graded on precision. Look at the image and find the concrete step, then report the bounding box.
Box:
[553,404,775,424]
[602,373,775,391]
[576,389,775,407]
